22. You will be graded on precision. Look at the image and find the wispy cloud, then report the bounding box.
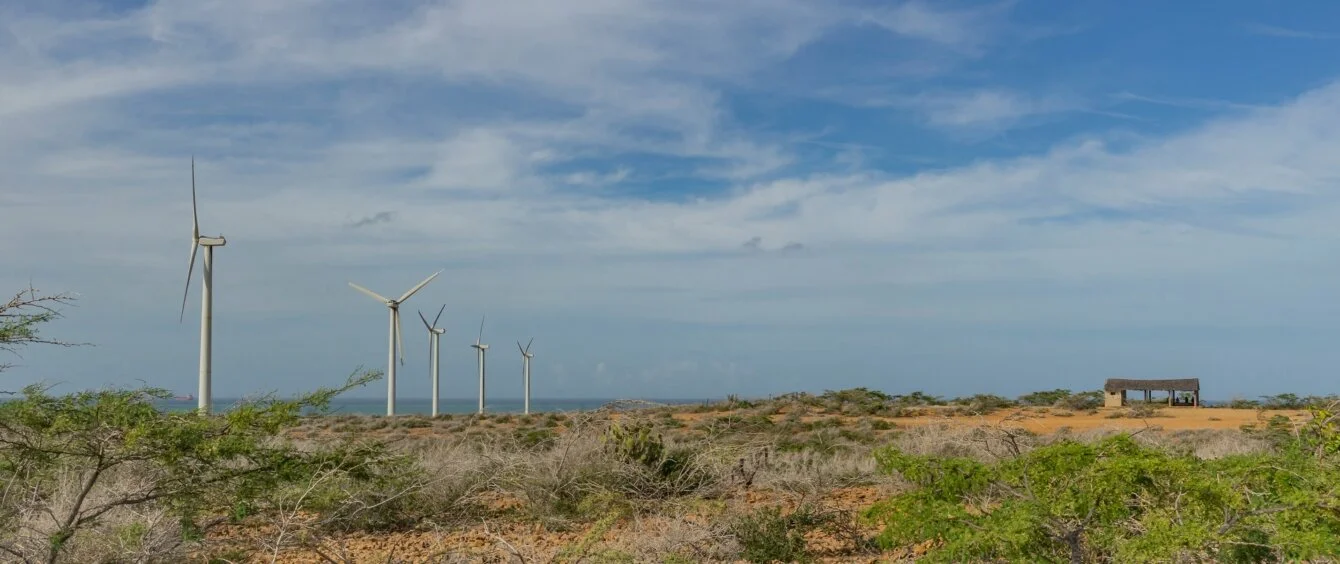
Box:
[1113,91,1263,112]
[346,211,397,229]
[1244,23,1336,40]
[912,89,1080,133]
[862,1,1004,54]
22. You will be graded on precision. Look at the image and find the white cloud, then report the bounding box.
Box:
[5,1,1340,398]
[862,1,999,53]
[1244,23,1337,40]
[914,89,1078,131]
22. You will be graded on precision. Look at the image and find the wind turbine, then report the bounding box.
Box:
[517,338,534,414]
[419,305,446,417]
[179,158,226,414]
[471,316,489,414]
[349,271,441,416]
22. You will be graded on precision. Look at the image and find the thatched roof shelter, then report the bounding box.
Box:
[1104,378,1200,393]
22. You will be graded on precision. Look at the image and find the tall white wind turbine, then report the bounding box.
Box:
[349,271,441,416]
[471,316,489,414]
[419,305,446,417]
[179,158,226,414]
[517,338,534,415]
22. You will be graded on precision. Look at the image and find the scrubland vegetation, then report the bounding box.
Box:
[4,288,1340,562]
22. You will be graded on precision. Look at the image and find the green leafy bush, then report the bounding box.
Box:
[1055,391,1103,411]
[866,434,1340,562]
[948,394,1016,415]
[731,506,809,563]
[1018,389,1073,406]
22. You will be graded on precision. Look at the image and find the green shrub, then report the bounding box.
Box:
[866,434,1340,562]
[398,417,432,429]
[948,394,1016,415]
[515,427,558,449]
[892,391,945,407]
[1017,388,1073,406]
[730,506,811,563]
[1055,391,1103,411]
[603,421,688,480]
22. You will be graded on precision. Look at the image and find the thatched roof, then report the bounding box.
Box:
[1104,378,1200,393]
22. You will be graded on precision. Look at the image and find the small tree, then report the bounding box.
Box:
[0,286,82,377]
[0,370,385,562]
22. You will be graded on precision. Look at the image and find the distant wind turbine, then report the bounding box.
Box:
[419,305,446,417]
[179,158,226,414]
[349,271,441,416]
[471,316,489,414]
[517,338,534,414]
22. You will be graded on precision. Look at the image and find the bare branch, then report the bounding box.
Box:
[0,286,88,375]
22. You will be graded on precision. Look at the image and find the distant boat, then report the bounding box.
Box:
[174,394,194,402]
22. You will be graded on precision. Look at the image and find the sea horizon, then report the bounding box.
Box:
[154,397,716,415]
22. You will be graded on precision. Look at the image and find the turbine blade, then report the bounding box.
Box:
[191,157,200,241]
[432,304,445,328]
[526,337,534,353]
[397,269,442,303]
[419,310,432,331]
[477,314,485,343]
[179,241,199,323]
[348,282,390,303]
[517,341,524,355]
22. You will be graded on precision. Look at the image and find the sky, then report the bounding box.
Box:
[4,1,1340,401]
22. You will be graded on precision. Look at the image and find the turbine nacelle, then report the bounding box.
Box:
[419,306,446,336]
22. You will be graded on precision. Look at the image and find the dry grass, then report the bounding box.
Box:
[4,398,1308,563]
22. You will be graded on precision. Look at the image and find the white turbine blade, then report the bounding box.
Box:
[432,304,445,328]
[395,309,405,365]
[526,337,534,354]
[191,157,200,241]
[397,270,442,303]
[517,341,525,355]
[348,282,390,303]
[477,315,485,344]
[419,310,432,331]
[179,240,199,323]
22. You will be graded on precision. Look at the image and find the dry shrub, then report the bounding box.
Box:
[750,450,881,495]
[1,465,189,563]
[885,424,1009,460]
[607,513,739,562]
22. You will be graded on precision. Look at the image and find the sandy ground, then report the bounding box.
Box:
[874,406,1310,434]
[660,405,1311,435]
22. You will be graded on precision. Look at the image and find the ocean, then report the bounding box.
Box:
[158,397,713,415]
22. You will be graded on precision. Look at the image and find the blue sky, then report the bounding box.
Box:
[4,0,1340,400]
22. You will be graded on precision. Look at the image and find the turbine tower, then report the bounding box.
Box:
[418,305,446,417]
[517,338,534,414]
[471,316,489,414]
[349,271,441,416]
[179,158,226,414]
